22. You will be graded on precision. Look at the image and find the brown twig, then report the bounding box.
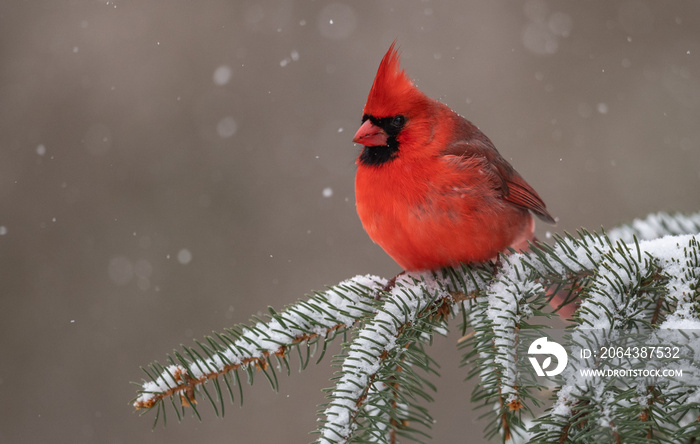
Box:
[134,324,346,410]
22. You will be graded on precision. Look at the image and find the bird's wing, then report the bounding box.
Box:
[441,135,555,224]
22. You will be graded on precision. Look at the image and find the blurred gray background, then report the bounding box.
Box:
[1,1,699,443]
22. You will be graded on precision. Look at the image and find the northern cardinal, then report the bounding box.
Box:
[353,43,555,272]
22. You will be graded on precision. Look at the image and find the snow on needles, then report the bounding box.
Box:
[134,274,385,407]
[479,259,545,405]
[607,211,700,243]
[318,272,451,443]
[539,232,700,435]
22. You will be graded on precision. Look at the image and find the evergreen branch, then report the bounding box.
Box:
[460,221,700,441]
[131,211,700,442]
[463,252,554,441]
[607,211,700,243]
[528,233,700,442]
[132,275,386,420]
[316,271,483,443]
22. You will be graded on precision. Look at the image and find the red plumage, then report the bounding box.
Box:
[353,43,555,271]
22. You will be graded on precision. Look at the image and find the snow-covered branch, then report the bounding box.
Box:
[133,275,385,416]
[132,211,700,443]
[317,272,476,443]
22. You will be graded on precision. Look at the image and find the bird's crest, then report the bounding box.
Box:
[363,42,425,118]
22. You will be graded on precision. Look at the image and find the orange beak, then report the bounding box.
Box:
[353,120,388,146]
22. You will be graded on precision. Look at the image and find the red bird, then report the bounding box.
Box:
[353,44,555,271]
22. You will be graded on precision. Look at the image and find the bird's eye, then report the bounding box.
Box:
[391,115,406,128]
